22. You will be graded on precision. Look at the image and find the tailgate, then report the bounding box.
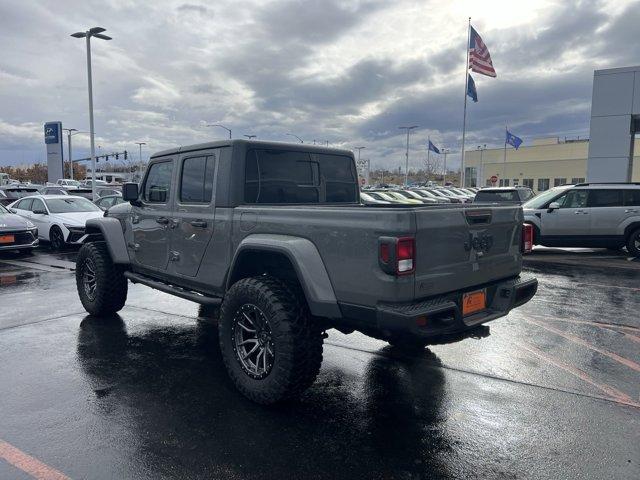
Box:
[413,205,522,299]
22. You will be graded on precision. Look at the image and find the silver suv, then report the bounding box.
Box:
[523,183,640,256]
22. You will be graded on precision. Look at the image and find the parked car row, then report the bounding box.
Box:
[3,195,105,250]
[360,186,480,205]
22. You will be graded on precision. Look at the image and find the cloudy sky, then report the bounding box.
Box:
[0,0,638,171]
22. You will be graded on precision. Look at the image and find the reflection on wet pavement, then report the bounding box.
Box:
[0,249,638,479]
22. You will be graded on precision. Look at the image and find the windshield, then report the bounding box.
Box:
[45,197,102,213]
[523,186,570,209]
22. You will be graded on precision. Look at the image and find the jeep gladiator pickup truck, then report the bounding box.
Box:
[75,140,537,404]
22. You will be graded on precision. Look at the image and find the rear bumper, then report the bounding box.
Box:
[339,275,537,341]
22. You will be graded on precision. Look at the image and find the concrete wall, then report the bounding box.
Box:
[587,66,640,182]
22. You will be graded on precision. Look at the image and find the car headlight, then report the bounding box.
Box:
[25,221,36,229]
[63,224,85,231]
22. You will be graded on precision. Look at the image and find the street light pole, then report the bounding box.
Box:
[477,144,486,187]
[135,142,146,181]
[398,125,418,185]
[207,124,232,139]
[71,27,111,200]
[286,133,303,143]
[441,148,450,185]
[62,128,77,180]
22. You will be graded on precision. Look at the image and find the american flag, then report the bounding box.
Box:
[469,26,496,77]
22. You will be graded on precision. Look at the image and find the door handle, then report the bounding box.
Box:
[625,209,638,214]
[156,217,170,225]
[190,220,207,228]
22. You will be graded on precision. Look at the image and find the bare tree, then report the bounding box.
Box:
[423,154,442,181]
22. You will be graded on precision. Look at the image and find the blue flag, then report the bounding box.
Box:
[506,130,523,149]
[427,140,440,154]
[467,74,478,103]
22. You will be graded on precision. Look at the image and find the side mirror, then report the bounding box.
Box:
[122,182,140,203]
[547,202,560,212]
[9,208,16,213]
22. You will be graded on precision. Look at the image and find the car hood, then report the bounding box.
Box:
[50,211,103,226]
[0,213,32,230]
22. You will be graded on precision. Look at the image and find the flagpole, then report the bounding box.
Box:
[427,136,431,182]
[503,126,507,182]
[460,17,471,188]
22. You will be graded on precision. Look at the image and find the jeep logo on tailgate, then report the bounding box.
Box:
[464,233,493,255]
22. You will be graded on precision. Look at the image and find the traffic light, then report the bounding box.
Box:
[105,155,109,162]
[115,153,119,160]
[124,150,128,160]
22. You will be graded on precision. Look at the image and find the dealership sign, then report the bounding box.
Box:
[44,121,64,182]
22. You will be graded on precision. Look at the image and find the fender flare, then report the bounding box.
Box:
[84,217,130,264]
[228,234,341,319]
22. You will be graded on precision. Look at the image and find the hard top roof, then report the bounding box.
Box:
[151,139,353,159]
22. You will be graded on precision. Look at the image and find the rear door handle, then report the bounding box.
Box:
[625,209,638,213]
[156,217,170,225]
[190,220,207,228]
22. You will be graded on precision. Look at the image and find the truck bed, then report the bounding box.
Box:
[231,202,523,307]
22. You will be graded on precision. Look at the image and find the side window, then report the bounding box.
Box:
[179,154,216,203]
[31,199,45,212]
[557,190,588,208]
[143,161,173,203]
[623,190,640,206]
[589,189,623,208]
[17,198,33,210]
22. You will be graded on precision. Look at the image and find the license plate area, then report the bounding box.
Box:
[462,289,486,316]
[0,235,15,244]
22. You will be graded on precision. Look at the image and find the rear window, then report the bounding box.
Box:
[475,191,519,202]
[244,149,357,204]
[623,189,640,206]
[6,189,38,199]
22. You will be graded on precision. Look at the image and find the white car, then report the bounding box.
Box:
[8,195,103,249]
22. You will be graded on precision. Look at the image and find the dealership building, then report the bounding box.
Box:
[464,136,640,191]
[464,65,640,191]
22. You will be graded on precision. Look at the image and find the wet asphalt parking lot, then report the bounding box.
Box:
[0,247,638,480]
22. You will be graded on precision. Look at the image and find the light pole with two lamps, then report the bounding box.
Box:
[71,26,112,200]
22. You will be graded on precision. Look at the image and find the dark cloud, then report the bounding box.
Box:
[176,3,213,16]
[256,0,386,45]
[0,0,638,170]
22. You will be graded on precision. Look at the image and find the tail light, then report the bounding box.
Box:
[521,223,533,254]
[379,236,415,275]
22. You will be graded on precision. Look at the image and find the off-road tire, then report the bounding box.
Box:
[219,275,323,404]
[49,225,65,250]
[197,304,219,323]
[626,228,640,257]
[76,242,128,316]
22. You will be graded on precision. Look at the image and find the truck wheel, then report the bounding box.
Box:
[626,228,640,257]
[76,242,128,316]
[219,276,323,404]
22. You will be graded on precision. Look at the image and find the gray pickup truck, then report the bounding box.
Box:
[75,140,537,404]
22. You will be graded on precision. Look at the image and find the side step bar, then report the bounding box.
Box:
[124,271,222,306]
